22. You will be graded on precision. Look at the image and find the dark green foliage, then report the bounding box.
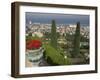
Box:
[72,22,80,57]
[50,20,57,49]
[65,33,74,41]
[47,57,58,65]
[26,33,32,41]
[80,34,89,42]
[28,33,32,36]
[57,32,60,38]
[44,32,51,39]
[80,45,89,49]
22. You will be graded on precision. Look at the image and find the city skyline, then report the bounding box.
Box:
[26,12,90,26]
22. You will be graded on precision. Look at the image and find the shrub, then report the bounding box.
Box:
[44,44,71,65]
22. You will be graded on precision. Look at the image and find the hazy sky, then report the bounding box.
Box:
[26,12,90,26]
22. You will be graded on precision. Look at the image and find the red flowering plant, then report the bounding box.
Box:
[26,40,42,50]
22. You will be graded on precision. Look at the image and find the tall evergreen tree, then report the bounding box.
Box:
[72,22,80,57]
[50,20,57,49]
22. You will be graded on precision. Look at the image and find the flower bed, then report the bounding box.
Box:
[26,40,42,50]
[26,40,44,66]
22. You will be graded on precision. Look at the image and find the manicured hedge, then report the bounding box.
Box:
[44,44,70,65]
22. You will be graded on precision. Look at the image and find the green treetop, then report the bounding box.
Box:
[50,20,57,49]
[73,22,80,57]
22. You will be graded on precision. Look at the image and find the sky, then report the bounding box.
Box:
[26,12,90,26]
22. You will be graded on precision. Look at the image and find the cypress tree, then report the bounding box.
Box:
[72,22,80,57]
[50,20,57,49]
